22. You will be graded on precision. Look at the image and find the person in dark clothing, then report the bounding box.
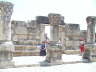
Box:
[40,42,46,56]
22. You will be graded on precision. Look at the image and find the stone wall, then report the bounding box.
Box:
[11,20,41,45]
[65,24,80,50]
[80,30,87,42]
[11,20,41,56]
[11,21,27,41]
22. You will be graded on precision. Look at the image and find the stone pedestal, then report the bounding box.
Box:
[83,44,91,62]
[46,44,63,65]
[0,2,14,68]
[0,41,14,68]
[85,44,96,62]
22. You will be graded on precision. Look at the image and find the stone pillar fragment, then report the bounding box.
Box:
[46,44,63,65]
[48,13,62,25]
[45,13,63,64]
[0,1,14,68]
[86,16,96,44]
[48,13,62,41]
[85,16,96,62]
[50,25,59,41]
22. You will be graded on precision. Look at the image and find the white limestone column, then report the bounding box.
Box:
[86,16,96,44]
[50,25,59,42]
[0,1,14,68]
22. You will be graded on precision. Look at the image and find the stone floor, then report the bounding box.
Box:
[0,54,96,72]
[0,61,96,72]
[12,54,82,67]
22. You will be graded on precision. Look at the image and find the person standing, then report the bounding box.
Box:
[40,42,46,56]
[80,44,85,56]
[79,38,85,56]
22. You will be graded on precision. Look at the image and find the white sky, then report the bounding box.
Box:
[1,0,96,30]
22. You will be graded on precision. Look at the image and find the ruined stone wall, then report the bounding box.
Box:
[80,30,87,42]
[27,20,41,41]
[11,21,27,41]
[11,20,41,56]
[65,24,80,50]
[11,20,41,45]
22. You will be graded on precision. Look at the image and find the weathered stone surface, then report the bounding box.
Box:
[11,20,41,42]
[85,44,96,62]
[0,41,14,61]
[36,16,49,24]
[48,13,63,42]
[83,45,91,62]
[46,44,63,64]
[11,20,41,56]
[45,13,64,64]
[0,21,4,40]
[65,24,80,50]
[0,1,14,68]
[80,30,87,42]
[58,25,65,51]
[0,1,13,41]
[86,16,96,62]
[11,21,27,41]
[86,16,96,44]
[50,26,59,41]
[48,13,62,25]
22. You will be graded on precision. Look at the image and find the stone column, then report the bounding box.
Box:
[50,25,59,41]
[86,16,96,44]
[59,26,65,52]
[0,1,14,68]
[45,13,63,65]
[85,16,96,62]
[48,13,62,42]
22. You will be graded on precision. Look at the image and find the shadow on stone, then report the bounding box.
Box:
[40,60,51,67]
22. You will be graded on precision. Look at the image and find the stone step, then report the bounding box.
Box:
[14,45,40,56]
[13,40,40,45]
[64,50,80,54]
[13,50,40,56]
[15,45,37,50]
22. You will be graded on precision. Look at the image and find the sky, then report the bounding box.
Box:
[0,0,96,30]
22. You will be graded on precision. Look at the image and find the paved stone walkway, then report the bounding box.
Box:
[0,62,96,72]
[0,54,96,72]
[12,54,82,67]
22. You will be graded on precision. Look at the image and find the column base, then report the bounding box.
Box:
[0,61,14,68]
[46,46,63,65]
[0,41,14,68]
